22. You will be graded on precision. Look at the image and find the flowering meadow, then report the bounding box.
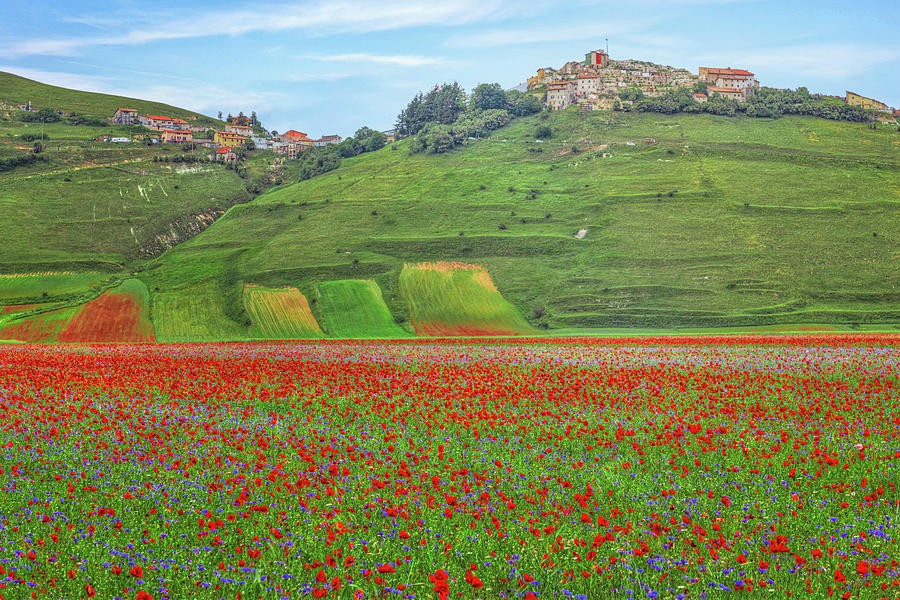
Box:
[0,335,897,600]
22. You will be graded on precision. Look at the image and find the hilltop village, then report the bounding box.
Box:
[527,49,898,119]
[102,110,345,162]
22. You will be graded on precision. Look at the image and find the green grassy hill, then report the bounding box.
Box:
[141,109,899,334]
[1,73,898,339]
[0,71,220,123]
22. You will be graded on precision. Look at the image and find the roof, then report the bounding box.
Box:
[116,108,138,113]
[701,67,754,76]
[577,73,599,79]
[547,81,572,87]
[171,118,188,124]
[161,129,190,134]
[216,147,233,153]
[320,135,341,140]
[707,86,743,94]
[146,115,172,121]
[694,93,707,97]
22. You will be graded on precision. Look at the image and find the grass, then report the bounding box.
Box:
[0,271,108,301]
[3,79,899,335]
[399,262,535,335]
[0,71,223,124]
[317,279,411,338]
[144,109,899,333]
[243,284,323,339]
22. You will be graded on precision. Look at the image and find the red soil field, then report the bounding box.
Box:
[58,291,154,343]
[2,304,38,314]
[411,319,525,337]
[0,312,67,342]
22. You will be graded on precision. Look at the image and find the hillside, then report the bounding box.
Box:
[0,72,278,272]
[0,71,219,123]
[1,84,898,339]
[137,110,899,337]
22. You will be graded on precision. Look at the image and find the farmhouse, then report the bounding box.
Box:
[226,124,254,136]
[282,130,314,149]
[214,130,250,147]
[141,115,174,129]
[546,81,575,110]
[215,147,237,162]
[846,91,891,113]
[113,108,139,125]
[160,129,192,143]
[698,68,758,97]
[228,115,252,127]
[313,134,342,147]
[170,118,190,130]
[706,86,746,100]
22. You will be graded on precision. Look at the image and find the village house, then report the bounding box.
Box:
[546,81,575,110]
[706,86,746,101]
[215,147,237,162]
[698,68,758,98]
[584,50,609,68]
[281,130,314,149]
[214,130,250,147]
[527,68,554,91]
[313,134,342,147]
[226,124,254,136]
[273,143,300,159]
[228,115,252,127]
[846,91,891,113]
[160,129,192,143]
[693,93,708,103]
[170,118,190,130]
[113,108,139,125]
[140,115,175,129]
[575,72,602,97]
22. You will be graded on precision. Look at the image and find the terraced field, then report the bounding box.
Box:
[244,284,323,339]
[400,262,534,336]
[317,280,410,338]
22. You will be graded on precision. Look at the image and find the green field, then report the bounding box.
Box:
[142,109,899,333]
[0,71,221,124]
[317,280,411,338]
[399,262,535,335]
[2,72,899,337]
[244,284,323,339]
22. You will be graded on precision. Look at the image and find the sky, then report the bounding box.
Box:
[1,0,898,137]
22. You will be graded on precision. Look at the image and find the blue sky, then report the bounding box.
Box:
[1,0,898,137]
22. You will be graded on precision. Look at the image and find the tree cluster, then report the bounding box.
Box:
[0,152,45,172]
[292,126,387,181]
[631,86,875,123]
[397,82,541,154]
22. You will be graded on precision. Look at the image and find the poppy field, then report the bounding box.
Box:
[0,335,897,600]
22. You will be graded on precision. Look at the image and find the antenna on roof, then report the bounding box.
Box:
[605,38,609,55]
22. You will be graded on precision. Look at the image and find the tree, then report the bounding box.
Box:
[506,90,542,116]
[354,126,377,140]
[535,125,552,139]
[33,141,43,154]
[618,87,644,102]
[364,131,387,152]
[218,111,223,120]
[470,83,508,111]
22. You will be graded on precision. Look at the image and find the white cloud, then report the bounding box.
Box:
[0,65,271,115]
[4,0,507,57]
[308,53,444,67]
[0,66,114,93]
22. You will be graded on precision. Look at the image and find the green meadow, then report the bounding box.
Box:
[2,70,898,337]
